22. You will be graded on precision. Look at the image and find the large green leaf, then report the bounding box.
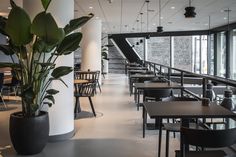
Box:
[46,89,59,95]
[56,32,82,55]
[0,63,19,69]
[64,13,94,35]
[41,0,51,11]
[21,86,35,105]
[0,16,7,35]
[51,66,72,79]
[0,44,15,55]
[5,5,32,46]
[35,62,55,68]
[44,95,55,104]
[33,39,56,53]
[10,0,17,8]
[31,12,65,45]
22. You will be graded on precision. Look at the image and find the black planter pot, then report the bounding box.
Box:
[9,111,49,155]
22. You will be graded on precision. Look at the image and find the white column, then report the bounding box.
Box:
[23,0,74,139]
[81,19,102,72]
[144,38,148,61]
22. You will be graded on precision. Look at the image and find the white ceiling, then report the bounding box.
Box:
[75,0,236,34]
[1,0,236,34]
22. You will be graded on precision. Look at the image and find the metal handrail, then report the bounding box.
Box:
[144,60,236,99]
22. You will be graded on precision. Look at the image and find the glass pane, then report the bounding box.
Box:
[147,37,170,67]
[192,36,200,73]
[216,32,226,77]
[201,35,208,74]
[209,34,214,75]
[230,29,236,79]
[172,36,193,72]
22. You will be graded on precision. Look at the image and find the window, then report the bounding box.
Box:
[216,32,226,77]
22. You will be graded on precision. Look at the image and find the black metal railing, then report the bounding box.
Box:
[144,61,236,100]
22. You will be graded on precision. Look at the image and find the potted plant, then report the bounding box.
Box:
[0,0,93,155]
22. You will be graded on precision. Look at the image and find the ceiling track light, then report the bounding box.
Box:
[157,0,163,32]
[184,0,196,18]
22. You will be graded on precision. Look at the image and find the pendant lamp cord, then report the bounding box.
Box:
[159,0,161,26]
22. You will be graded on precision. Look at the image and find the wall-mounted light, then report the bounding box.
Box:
[184,0,196,18]
[146,35,150,39]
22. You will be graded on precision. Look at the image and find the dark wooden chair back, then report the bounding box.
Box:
[143,88,172,101]
[74,82,96,97]
[181,127,236,148]
[74,71,97,83]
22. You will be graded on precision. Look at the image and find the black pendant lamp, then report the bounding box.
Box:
[184,0,196,18]
[136,42,139,45]
[146,0,150,39]
[157,0,163,32]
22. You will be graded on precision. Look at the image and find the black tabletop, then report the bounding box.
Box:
[144,101,236,119]
[134,82,183,89]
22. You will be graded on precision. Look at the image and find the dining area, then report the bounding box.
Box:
[126,61,236,157]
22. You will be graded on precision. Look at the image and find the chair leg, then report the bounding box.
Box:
[166,130,170,157]
[88,97,96,117]
[158,118,162,157]
[0,93,7,109]
[97,81,102,93]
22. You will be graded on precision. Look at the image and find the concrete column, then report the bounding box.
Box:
[23,0,75,140]
[81,19,102,72]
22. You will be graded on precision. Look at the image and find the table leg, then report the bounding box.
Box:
[180,118,190,157]
[143,107,147,138]
[74,97,81,117]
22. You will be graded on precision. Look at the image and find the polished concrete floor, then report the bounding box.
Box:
[0,74,235,157]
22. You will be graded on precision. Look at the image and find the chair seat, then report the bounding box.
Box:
[163,123,205,132]
[175,150,226,157]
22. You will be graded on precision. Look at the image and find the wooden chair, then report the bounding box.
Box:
[161,97,201,157]
[176,126,236,157]
[74,82,96,116]
[142,88,172,137]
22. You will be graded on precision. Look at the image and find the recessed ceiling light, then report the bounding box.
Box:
[171,6,175,9]
[160,17,164,19]
[89,6,93,9]
[204,23,208,26]
[96,16,99,19]
[8,6,12,10]
[153,23,156,26]
[224,17,227,20]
